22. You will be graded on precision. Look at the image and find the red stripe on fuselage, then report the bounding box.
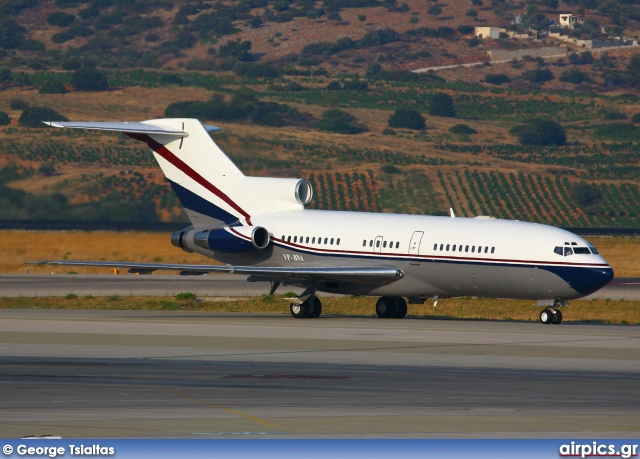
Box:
[128,133,252,225]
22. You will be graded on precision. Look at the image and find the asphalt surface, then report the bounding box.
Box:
[1,274,639,300]
[0,309,638,438]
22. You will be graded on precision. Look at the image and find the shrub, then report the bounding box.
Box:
[381,165,401,174]
[314,109,366,134]
[632,113,640,124]
[72,67,109,91]
[10,98,28,110]
[47,12,75,27]
[484,73,510,85]
[522,68,554,83]
[38,163,56,177]
[19,107,68,128]
[39,80,67,94]
[65,293,78,299]
[219,38,252,62]
[429,93,456,118]
[388,108,425,130]
[602,111,626,120]
[559,68,587,84]
[457,25,474,34]
[449,124,477,134]
[570,182,603,215]
[326,81,341,90]
[176,292,196,300]
[510,118,566,146]
[382,128,396,135]
[161,300,180,310]
[234,63,280,78]
[0,111,9,126]
[343,79,368,91]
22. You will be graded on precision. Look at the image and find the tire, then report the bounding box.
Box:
[376,296,395,318]
[551,309,563,324]
[540,308,553,324]
[309,296,322,318]
[393,297,408,319]
[290,303,308,319]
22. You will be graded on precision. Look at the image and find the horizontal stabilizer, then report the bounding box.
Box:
[43,121,223,137]
[27,260,404,285]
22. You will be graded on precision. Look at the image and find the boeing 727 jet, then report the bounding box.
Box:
[32,118,614,324]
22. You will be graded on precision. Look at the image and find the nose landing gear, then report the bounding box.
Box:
[540,305,563,325]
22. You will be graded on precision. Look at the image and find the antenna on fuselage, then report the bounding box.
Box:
[449,208,456,218]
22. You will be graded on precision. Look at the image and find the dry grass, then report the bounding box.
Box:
[0,230,209,274]
[1,295,638,325]
[1,231,637,276]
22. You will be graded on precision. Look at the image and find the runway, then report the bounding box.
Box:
[0,309,638,438]
[1,274,639,300]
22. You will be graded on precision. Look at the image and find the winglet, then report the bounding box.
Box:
[450,207,456,218]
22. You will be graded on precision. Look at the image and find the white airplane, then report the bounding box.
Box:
[32,118,614,324]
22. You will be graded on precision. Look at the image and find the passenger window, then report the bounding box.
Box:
[287,236,291,242]
[324,238,328,244]
[294,236,297,243]
[369,240,373,247]
[337,238,340,245]
[472,246,475,253]
[433,243,437,250]
[465,245,469,252]
[484,247,488,253]
[446,244,450,251]
[491,247,495,254]
[478,246,482,253]
[330,238,334,245]
[376,240,380,248]
[305,237,309,243]
[396,242,399,249]
[383,241,387,248]
[452,245,456,252]
[313,237,316,244]
[564,247,573,256]
[363,240,366,247]
[440,244,444,251]
[389,241,393,247]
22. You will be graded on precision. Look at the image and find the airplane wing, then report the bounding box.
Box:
[27,260,404,285]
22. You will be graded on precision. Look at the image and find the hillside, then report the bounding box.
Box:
[0,0,640,227]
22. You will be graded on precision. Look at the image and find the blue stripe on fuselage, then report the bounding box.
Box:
[169,180,239,225]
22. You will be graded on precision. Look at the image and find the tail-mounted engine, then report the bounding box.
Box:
[171,226,271,254]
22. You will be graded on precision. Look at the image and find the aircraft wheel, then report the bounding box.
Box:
[290,303,308,319]
[392,297,408,319]
[551,309,563,324]
[540,308,554,324]
[308,296,322,318]
[376,296,396,319]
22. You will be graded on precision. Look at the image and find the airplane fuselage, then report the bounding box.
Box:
[184,209,614,301]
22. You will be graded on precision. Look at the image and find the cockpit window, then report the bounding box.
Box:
[589,246,599,255]
[564,247,573,256]
[573,247,590,255]
[554,247,563,256]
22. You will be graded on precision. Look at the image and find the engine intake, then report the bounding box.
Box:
[193,226,271,253]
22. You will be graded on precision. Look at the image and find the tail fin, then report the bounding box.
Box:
[45,118,312,227]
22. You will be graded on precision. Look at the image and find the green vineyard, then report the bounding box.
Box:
[437,170,640,227]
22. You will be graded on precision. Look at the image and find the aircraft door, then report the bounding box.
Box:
[374,236,383,253]
[409,231,424,255]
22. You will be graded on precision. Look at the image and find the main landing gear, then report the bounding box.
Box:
[289,295,322,319]
[375,296,408,319]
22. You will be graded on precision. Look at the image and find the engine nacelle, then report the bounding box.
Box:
[171,228,193,253]
[192,226,271,253]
